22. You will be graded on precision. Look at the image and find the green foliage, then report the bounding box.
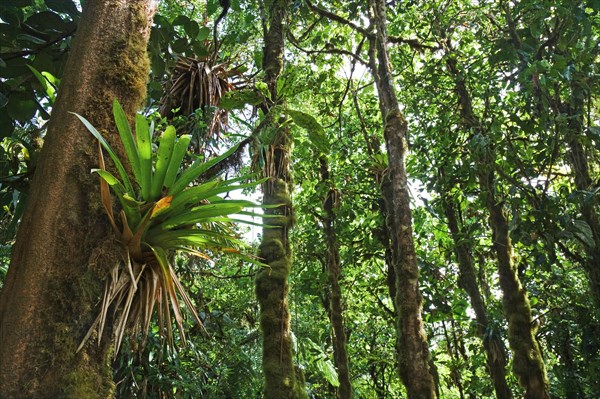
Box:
[1,0,600,397]
[0,0,76,133]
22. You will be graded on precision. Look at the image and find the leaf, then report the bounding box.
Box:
[44,0,79,16]
[72,112,134,194]
[150,126,177,199]
[162,134,191,190]
[164,178,263,219]
[136,114,153,200]
[113,100,141,186]
[167,143,240,196]
[184,20,199,39]
[255,81,270,98]
[154,203,245,230]
[26,65,47,92]
[149,229,246,250]
[316,358,340,387]
[151,195,173,219]
[94,143,117,232]
[288,109,330,154]
[197,26,211,41]
[573,220,595,248]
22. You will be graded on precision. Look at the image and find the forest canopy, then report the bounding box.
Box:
[0,0,599,398]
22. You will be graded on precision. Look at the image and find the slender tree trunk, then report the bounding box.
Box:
[441,190,513,399]
[443,44,551,399]
[368,1,438,397]
[255,1,306,398]
[565,81,600,310]
[319,157,353,399]
[0,1,154,397]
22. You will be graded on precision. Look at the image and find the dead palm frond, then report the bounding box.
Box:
[159,56,245,151]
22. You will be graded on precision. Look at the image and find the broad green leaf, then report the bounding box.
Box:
[197,26,211,41]
[92,169,138,226]
[113,100,141,185]
[162,135,191,190]
[255,81,270,98]
[41,72,58,101]
[573,220,595,248]
[165,180,221,217]
[26,65,47,91]
[149,230,246,251]
[316,358,340,387]
[165,179,262,219]
[136,114,153,200]
[153,203,245,230]
[151,126,176,199]
[72,112,134,194]
[167,143,240,196]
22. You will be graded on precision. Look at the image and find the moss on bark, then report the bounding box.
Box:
[369,0,438,397]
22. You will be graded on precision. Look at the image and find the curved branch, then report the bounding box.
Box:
[1,29,76,61]
[305,0,438,51]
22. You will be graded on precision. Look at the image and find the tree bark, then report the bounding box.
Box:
[444,44,551,399]
[0,1,154,397]
[319,157,353,399]
[369,1,438,397]
[441,190,513,399]
[565,80,600,310]
[255,0,307,398]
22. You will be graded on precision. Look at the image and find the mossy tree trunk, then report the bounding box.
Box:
[0,1,154,397]
[255,0,306,398]
[368,1,438,397]
[564,80,600,311]
[319,157,352,399]
[441,187,512,399]
[443,43,551,399]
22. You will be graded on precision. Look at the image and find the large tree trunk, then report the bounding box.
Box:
[319,157,353,399]
[444,43,551,399]
[0,1,154,398]
[369,1,438,397]
[441,190,512,399]
[255,1,306,398]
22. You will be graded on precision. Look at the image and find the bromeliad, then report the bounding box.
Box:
[73,100,263,353]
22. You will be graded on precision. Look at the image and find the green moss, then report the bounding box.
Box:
[293,366,309,399]
[63,364,114,399]
[264,179,291,205]
[259,237,285,260]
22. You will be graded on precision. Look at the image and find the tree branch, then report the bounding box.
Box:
[305,0,438,51]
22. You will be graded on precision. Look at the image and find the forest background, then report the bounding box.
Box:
[0,0,599,398]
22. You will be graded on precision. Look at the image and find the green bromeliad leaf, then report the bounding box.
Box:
[150,126,177,199]
[72,112,134,194]
[113,100,141,186]
[136,113,153,200]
